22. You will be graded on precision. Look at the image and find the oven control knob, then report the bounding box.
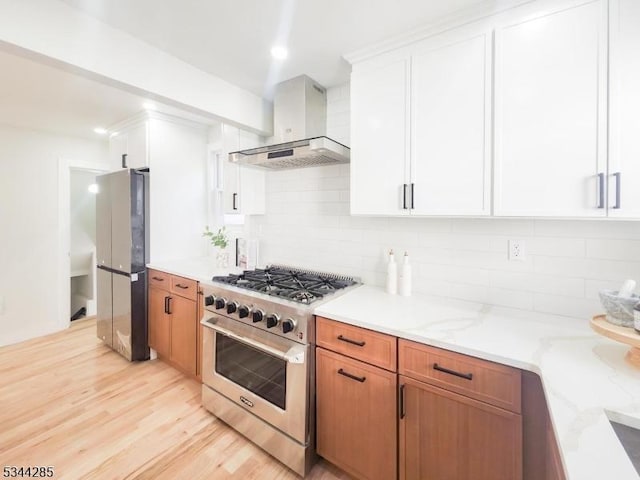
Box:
[238,305,250,318]
[226,302,238,314]
[266,314,280,329]
[214,297,227,310]
[252,309,264,323]
[282,318,296,334]
[204,295,215,307]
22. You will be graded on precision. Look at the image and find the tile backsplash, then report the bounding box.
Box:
[248,83,640,319]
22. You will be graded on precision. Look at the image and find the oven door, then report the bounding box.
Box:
[202,314,309,444]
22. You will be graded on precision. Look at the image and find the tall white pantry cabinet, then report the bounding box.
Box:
[349,0,640,219]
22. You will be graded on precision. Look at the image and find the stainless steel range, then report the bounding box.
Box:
[200,265,359,477]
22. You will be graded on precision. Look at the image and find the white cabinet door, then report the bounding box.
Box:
[350,56,410,215]
[609,0,640,218]
[494,0,607,217]
[222,125,265,215]
[109,133,128,171]
[125,121,149,169]
[108,121,149,171]
[411,31,491,216]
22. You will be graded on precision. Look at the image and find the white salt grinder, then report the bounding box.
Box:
[386,249,398,295]
[399,251,412,297]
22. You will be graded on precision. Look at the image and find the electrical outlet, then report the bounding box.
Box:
[509,240,526,261]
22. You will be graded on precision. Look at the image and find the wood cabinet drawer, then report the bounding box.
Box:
[399,339,521,413]
[148,269,170,289]
[317,347,397,480]
[170,275,198,300]
[316,316,397,372]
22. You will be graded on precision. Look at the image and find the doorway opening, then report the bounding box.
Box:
[69,169,99,321]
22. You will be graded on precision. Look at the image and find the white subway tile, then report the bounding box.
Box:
[451,218,534,236]
[586,239,640,261]
[487,288,534,310]
[533,294,602,319]
[489,271,584,297]
[534,219,640,239]
[528,237,586,258]
[534,256,640,282]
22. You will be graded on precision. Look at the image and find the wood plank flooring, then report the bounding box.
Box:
[0,319,351,479]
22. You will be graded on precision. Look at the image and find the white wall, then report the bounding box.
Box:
[0,124,108,346]
[250,83,640,320]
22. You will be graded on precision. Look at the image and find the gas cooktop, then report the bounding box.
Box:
[211,265,358,305]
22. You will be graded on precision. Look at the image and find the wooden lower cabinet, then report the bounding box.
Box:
[168,294,197,377]
[399,375,522,480]
[522,371,566,480]
[316,347,397,480]
[147,269,199,379]
[148,286,170,357]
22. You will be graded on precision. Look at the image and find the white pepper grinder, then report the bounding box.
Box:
[399,251,412,297]
[386,249,398,295]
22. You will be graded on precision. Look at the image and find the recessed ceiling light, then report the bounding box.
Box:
[270,46,288,60]
[88,183,99,194]
[94,127,108,135]
[143,102,156,110]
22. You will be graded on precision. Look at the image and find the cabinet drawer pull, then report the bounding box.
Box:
[433,363,473,381]
[399,384,406,419]
[166,297,173,315]
[152,276,164,281]
[337,368,366,383]
[233,192,238,210]
[337,334,366,347]
[175,283,189,289]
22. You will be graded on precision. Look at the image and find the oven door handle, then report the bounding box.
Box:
[203,321,306,364]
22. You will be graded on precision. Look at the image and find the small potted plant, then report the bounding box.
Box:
[203,225,229,268]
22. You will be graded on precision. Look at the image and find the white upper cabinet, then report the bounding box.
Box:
[220,125,265,215]
[609,0,640,218]
[350,24,490,217]
[411,30,491,216]
[108,120,149,171]
[493,0,607,217]
[351,56,410,215]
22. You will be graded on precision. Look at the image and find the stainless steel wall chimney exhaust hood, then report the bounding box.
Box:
[229,75,350,170]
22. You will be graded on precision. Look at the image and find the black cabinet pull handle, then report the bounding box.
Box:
[337,334,366,347]
[175,284,189,289]
[152,276,164,281]
[166,297,173,315]
[433,363,473,380]
[233,192,238,210]
[399,384,406,419]
[164,296,169,314]
[402,184,408,209]
[338,368,366,383]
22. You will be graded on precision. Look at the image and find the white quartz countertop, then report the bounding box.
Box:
[314,285,640,480]
[147,257,242,286]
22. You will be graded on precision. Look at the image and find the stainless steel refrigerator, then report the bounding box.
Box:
[96,168,150,361]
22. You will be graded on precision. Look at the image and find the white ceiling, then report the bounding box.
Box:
[0,0,492,139]
[0,48,150,140]
[61,0,491,97]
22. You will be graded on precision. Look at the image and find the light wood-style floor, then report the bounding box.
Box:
[0,319,350,480]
